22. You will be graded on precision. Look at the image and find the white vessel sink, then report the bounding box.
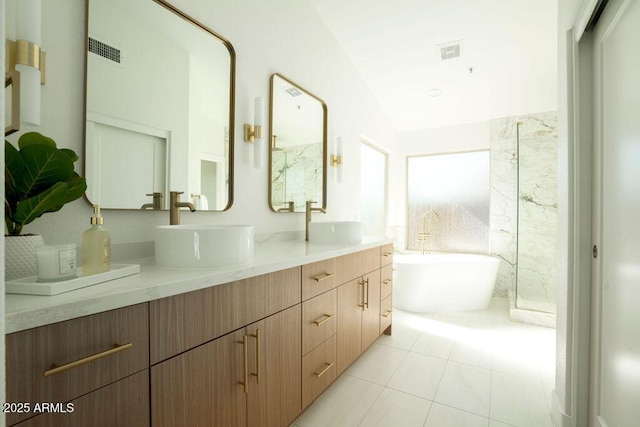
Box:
[308,221,362,245]
[155,225,254,269]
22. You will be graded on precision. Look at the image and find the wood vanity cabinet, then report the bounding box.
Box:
[4,244,392,427]
[336,271,381,375]
[151,305,301,427]
[4,303,149,426]
[334,246,389,375]
[149,267,301,364]
[380,244,394,334]
[301,287,338,409]
[149,268,302,427]
[12,371,150,427]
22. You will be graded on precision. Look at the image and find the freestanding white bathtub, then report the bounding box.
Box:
[393,253,500,313]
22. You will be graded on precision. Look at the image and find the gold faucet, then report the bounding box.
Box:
[141,192,164,210]
[417,209,440,254]
[169,191,196,225]
[305,201,326,241]
[277,201,295,212]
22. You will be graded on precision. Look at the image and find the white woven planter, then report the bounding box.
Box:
[5,234,45,281]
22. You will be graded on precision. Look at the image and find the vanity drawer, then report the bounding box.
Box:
[302,258,337,301]
[302,289,337,355]
[5,304,149,426]
[381,264,393,300]
[336,247,381,284]
[381,243,394,266]
[302,335,337,409]
[150,267,301,363]
[380,295,393,334]
[14,370,150,427]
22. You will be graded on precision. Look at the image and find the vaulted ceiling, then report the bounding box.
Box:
[309,0,558,132]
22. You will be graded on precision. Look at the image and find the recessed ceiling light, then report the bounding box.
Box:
[427,88,443,97]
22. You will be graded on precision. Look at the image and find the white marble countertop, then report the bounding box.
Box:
[5,236,391,334]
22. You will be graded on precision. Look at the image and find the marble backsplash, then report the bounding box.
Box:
[489,111,558,311]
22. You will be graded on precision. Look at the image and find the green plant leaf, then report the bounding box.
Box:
[61,173,88,205]
[18,144,75,198]
[17,132,57,149]
[5,133,87,235]
[4,141,24,215]
[60,148,79,162]
[12,182,73,226]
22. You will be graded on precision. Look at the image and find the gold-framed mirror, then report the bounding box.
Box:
[84,0,235,211]
[269,73,327,213]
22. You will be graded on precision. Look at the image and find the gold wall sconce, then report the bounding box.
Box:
[5,0,46,133]
[4,71,20,136]
[244,97,266,168]
[330,136,343,183]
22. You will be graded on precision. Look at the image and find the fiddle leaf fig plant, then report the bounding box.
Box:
[5,132,87,236]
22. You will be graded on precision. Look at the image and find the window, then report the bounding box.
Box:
[407,151,490,253]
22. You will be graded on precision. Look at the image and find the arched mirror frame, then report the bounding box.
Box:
[82,0,236,211]
[268,73,327,213]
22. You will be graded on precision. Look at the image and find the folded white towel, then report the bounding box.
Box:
[196,194,209,210]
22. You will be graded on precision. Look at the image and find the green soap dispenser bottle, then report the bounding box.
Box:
[82,205,111,276]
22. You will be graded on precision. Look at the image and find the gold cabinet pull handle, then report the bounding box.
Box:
[239,335,249,394]
[365,278,369,309]
[251,329,261,384]
[383,252,393,257]
[358,280,365,310]
[382,310,392,318]
[44,343,133,377]
[383,279,392,285]
[313,272,335,282]
[313,313,334,326]
[314,362,335,378]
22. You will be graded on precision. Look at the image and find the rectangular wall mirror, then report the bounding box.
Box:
[84,0,235,211]
[269,73,327,213]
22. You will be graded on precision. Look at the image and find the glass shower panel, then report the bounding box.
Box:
[407,151,490,253]
[515,116,558,313]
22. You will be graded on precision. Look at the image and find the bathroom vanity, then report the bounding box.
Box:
[4,239,393,426]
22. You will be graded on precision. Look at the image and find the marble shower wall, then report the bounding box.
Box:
[489,111,558,311]
[271,143,322,210]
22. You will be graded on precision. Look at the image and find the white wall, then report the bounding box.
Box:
[388,121,490,248]
[5,0,397,250]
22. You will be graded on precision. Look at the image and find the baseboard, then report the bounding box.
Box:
[551,390,571,427]
[510,306,557,328]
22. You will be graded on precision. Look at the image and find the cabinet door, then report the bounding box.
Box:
[151,329,246,427]
[361,271,381,351]
[247,305,302,427]
[336,279,364,375]
[15,370,149,427]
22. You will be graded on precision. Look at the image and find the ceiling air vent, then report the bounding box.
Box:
[284,86,302,97]
[88,37,122,64]
[439,41,462,60]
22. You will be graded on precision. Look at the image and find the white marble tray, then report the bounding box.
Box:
[5,264,140,296]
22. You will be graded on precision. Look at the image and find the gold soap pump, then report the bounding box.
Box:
[82,205,111,276]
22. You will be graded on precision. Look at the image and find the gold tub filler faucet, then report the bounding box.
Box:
[417,209,440,254]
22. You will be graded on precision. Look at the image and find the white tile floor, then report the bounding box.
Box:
[293,298,556,427]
